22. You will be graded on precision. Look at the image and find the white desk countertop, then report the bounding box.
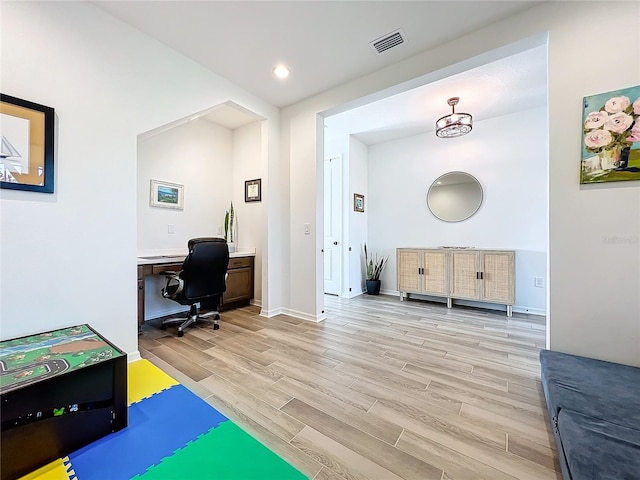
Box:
[137,249,255,265]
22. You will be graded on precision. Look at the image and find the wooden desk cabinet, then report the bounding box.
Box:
[223,256,254,307]
[137,254,255,327]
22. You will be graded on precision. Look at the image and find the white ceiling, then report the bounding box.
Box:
[94,1,547,144]
[92,1,542,108]
[326,44,547,145]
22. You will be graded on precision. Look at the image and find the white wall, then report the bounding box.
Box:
[0,1,279,358]
[369,107,547,314]
[137,118,234,319]
[232,121,264,304]
[282,1,640,366]
[348,136,368,296]
[324,128,369,298]
[138,118,233,254]
[2,1,638,366]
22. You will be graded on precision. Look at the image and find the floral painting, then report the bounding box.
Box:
[581,85,640,184]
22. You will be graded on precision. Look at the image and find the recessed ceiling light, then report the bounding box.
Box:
[273,64,290,79]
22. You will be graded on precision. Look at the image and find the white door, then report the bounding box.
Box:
[323,155,342,295]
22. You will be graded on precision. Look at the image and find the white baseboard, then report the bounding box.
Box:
[260,307,325,323]
[145,305,187,321]
[260,307,282,317]
[512,306,546,316]
[127,351,142,363]
[385,289,546,317]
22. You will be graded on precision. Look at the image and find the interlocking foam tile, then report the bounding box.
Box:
[128,359,178,405]
[18,457,73,480]
[133,421,307,480]
[20,361,305,480]
[66,384,227,480]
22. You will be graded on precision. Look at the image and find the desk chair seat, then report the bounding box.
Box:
[160,238,229,337]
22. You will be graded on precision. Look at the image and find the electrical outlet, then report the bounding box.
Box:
[168,224,175,234]
[304,223,311,235]
[216,225,222,235]
[534,277,543,288]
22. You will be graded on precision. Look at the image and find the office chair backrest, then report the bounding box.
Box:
[181,237,229,301]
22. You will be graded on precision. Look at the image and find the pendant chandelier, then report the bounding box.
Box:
[435,97,473,138]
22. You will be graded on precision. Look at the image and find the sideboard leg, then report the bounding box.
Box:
[507,305,513,317]
[447,297,452,309]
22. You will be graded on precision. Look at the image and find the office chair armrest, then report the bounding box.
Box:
[161,272,184,299]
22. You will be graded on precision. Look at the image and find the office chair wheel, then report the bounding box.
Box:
[160,323,167,330]
[213,324,220,330]
[177,329,184,337]
[214,314,220,320]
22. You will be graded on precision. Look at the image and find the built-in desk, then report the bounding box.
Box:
[137,252,255,328]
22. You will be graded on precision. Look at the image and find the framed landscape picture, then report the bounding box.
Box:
[580,85,640,184]
[0,94,55,193]
[150,179,184,209]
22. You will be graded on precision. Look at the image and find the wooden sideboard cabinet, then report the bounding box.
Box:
[397,248,515,316]
[397,249,448,297]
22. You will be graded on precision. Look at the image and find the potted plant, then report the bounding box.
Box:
[364,243,388,295]
[224,201,235,252]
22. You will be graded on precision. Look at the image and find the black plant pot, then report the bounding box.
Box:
[366,279,381,295]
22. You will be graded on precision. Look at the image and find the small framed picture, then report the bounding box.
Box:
[245,178,261,202]
[354,193,364,212]
[150,179,184,209]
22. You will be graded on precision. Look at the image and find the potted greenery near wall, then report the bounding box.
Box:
[224,201,236,252]
[364,243,388,295]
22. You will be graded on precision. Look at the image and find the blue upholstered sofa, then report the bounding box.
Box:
[540,349,640,480]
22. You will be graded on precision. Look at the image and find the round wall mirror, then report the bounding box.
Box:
[427,172,483,222]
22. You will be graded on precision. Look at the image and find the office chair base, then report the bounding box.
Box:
[161,305,220,336]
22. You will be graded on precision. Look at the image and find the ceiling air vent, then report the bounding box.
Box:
[369,29,406,54]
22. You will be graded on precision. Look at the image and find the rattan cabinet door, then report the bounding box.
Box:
[397,249,422,293]
[450,251,480,300]
[481,251,515,304]
[422,250,448,296]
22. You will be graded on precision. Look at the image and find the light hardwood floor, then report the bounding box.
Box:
[139,294,561,480]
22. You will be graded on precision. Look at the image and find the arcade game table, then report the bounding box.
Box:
[0,324,127,480]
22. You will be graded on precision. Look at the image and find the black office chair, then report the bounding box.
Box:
[160,237,229,337]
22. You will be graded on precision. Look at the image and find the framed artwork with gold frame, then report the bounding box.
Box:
[0,94,55,193]
[354,193,364,212]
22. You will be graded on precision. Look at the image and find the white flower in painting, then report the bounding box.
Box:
[584,129,613,149]
[606,112,634,133]
[584,111,609,130]
[604,96,630,113]
[626,121,640,142]
[633,97,640,115]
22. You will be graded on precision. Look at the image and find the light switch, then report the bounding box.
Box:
[534,277,543,288]
[304,223,311,235]
[168,224,175,234]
